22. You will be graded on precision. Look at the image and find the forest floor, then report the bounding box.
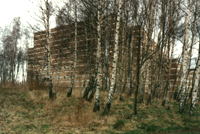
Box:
[0,86,200,134]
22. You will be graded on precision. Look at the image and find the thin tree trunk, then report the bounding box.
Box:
[179,15,190,112]
[128,30,133,96]
[93,0,103,112]
[162,35,171,106]
[67,0,77,97]
[190,40,200,113]
[44,0,55,100]
[104,32,110,91]
[103,0,123,115]
[134,26,142,115]
[46,27,54,99]
[144,60,151,105]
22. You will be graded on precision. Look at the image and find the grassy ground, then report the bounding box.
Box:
[0,87,199,134]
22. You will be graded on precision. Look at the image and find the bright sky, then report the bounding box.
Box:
[0,0,36,27]
[0,0,65,29]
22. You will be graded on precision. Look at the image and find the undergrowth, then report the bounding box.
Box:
[0,87,199,134]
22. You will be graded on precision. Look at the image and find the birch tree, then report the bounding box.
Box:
[40,0,55,99]
[67,0,78,97]
[190,44,200,113]
[103,0,123,114]
[179,13,191,112]
[93,0,103,112]
[190,1,200,112]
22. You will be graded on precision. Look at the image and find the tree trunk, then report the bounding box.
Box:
[44,0,55,100]
[144,60,151,105]
[93,0,103,112]
[67,0,78,97]
[190,41,200,113]
[134,26,142,115]
[103,0,123,115]
[128,30,133,96]
[46,30,55,100]
[162,35,172,106]
[179,15,190,112]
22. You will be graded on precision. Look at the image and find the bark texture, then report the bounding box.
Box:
[93,0,103,112]
[179,15,190,112]
[103,0,123,115]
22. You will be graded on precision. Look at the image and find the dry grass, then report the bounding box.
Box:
[0,85,199,134]
[0,86,120,133]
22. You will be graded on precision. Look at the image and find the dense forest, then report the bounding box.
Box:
[0,0,200,133]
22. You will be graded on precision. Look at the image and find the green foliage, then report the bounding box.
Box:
[40,124,50,132]
[138,123,160,132]
[106,130,120,134]
[123,130,145,134]
[14,124,37,133]
[113,119,125,129]
[124,128,200,134]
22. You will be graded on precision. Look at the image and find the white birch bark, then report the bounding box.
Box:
[67,0,77,97]
[190,1,199,112]
[191,54,200,110]
[43,0,55,99]
[179,15,190,112]
[93,0,103,112]
[104,0,123,114]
